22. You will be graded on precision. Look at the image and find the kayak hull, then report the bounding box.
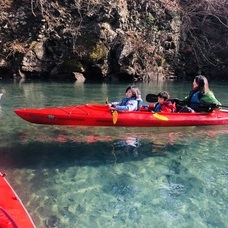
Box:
[14,104,228,127]
[0,173,35,228]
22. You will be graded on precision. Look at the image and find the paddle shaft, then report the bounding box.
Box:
[105,97,118,124]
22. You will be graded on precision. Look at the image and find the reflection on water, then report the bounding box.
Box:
[0,79,228,227]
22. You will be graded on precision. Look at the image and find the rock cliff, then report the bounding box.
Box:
[0,0,227,81]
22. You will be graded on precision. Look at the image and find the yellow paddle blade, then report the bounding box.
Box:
[153,113,169,121]
[106,97,109,104]
[112,110,118,124]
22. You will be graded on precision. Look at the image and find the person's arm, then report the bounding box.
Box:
[115,100,138,111]
[107,101,120,111]
[181,94,191,105]
[200,91,221,105]
[111,101,120,106]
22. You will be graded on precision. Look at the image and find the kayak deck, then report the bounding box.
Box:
[0,172,35,228]
[14,104,228,127]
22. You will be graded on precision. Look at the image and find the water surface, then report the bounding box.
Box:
[0,79,227,227]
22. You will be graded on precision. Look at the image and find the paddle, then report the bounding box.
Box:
[145,94,158,103]
[153,113,169,121]
[146,94,180,104]
[146,94,228,109]
[144,94,169,120]
[112,110,118,124]
[106,97,118,124]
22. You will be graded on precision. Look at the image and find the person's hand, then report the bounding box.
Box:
[107,103,116,110]
[110,106,116,111]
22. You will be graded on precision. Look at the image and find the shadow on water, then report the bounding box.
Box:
[0,139,187,169]
[1,125,227,170]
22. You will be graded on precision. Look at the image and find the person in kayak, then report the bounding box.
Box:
[179,75,221,112]
[108,85,142,111]
[148,91,176,112]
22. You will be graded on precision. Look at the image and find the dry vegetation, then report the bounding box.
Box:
[0,0,13,9]
[180,0,228,67]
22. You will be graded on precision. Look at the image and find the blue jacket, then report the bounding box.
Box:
[111,97,142,111]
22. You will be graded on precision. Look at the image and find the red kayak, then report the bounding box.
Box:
[0,172,35,228]
[14,104,228,127]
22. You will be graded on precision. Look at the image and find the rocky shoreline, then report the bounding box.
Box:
[0,0,227,81]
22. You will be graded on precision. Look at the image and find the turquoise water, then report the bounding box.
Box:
[0,79,228,227]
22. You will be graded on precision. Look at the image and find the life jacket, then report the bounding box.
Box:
[188,90,203,111]
[120,97,142,110]
[114,97,138,111]
[154,103,161,112]
[120,97,134,106]
[154,101,175,113]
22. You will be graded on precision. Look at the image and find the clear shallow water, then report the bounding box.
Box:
[0,79,228,228]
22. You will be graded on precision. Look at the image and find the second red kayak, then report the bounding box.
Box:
[0,172,35,228]
[14,103,228,127]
